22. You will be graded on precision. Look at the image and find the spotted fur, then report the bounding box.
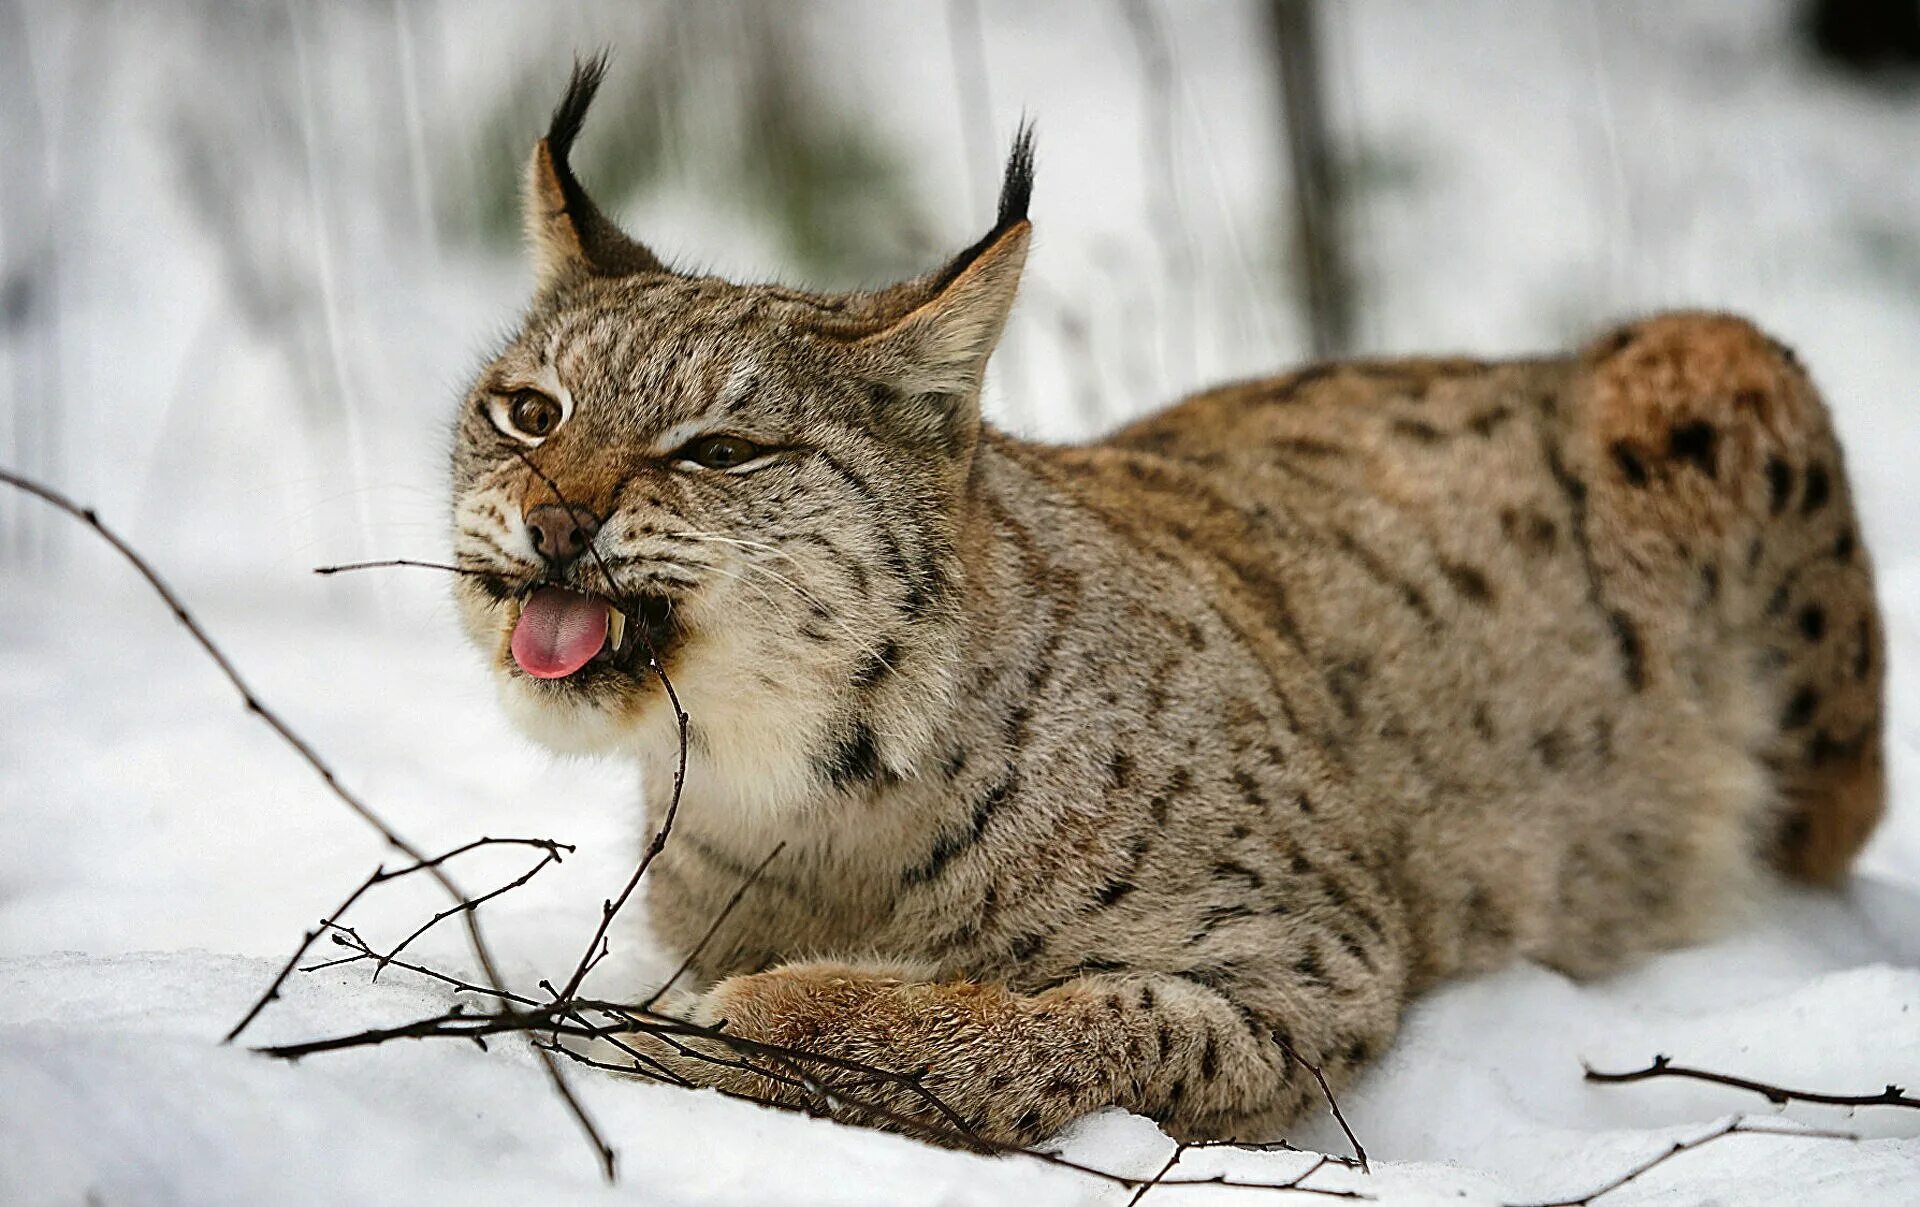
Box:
[445,63,1885,1147]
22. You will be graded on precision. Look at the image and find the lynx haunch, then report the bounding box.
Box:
[448,60,1885,1147]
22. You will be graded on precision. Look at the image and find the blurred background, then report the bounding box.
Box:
[5,0,1918,559]
[2,0,1919,949]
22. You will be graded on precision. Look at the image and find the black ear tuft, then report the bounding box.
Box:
[995,120,1036,232]
[922,122,1035,295]
[529,52,665,280]
[545,52,611,231]
[541,51,606,176]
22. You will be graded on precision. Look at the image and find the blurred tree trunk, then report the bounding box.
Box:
[1268,0,1355,359]
[0,0,63,565]
[1803,0,1920,72]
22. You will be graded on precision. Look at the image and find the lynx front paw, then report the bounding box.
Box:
[641,962,1123,1147]
[627,962,1339,1149]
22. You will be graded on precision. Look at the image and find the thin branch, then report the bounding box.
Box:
[231,869,386,1042]
[535,1038,688,1088]
[1291,1156,1333,1190]
[371,839,571,979]
[228,836,568,1034]
[313,557,491,578]
[1127,1141,1191,1206]
[303,926,539,1008]
[314,922,693,1088]
[1185,1137,1359,1166]
[1278,1035,1369,1174]
[256,1001,981,1148]
[255,997,1372,1198]
[1584,1054,1917,1111]
[1506,1117,1860,1207]
[0,467,616,1182]
[641,841,787,1010]
[2,469,411,859]
[552,684,685,1003]
[512,447,693,1008]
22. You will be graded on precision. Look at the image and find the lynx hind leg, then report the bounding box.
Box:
[1575,312,1885,885]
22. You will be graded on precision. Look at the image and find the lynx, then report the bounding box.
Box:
[448,60,1885,1147]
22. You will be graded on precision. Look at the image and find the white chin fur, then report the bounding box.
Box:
[495,673,636,755]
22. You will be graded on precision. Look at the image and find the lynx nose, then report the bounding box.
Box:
[525,504,601,569]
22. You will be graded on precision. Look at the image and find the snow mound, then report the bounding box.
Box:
[2,886,1914,1205]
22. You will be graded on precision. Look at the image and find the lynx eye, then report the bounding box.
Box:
[676,434,763,470]
[504,390,563,439]
[485,388,569,445]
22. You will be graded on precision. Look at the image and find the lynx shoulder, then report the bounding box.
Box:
[447,60,1884,1145]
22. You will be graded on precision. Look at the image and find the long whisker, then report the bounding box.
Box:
[699,564,920,747]
[701,563,792,619]
[701,561,896,668]
[602,526,847,623]
[620,525,808,572]
[739,563,889,657]
[595,552,718,577]
[660,529,902,672]
[656,533,849,617]
[666,533,881,628]
[587,559,709,600]
[670,532,794,561]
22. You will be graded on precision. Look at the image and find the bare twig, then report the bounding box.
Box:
[235,870,386,1041]
[1185,1137,1360,1167]
[511,447,693,1008]
[230,836,565,1038]
[642,841,787,1010]
[1,470,419,870]
[304,891,692,1087]
[1278,1035,1370,1174]
[0,467,617,1181]
[1506,1117,1860,1207]
[370,839,572,979]
[304,927,541,1007]
[1585,1054,1917,1112]
[534,1038,687,1087]
[1128,1141,1191,1206]
[552,674,687,1003]
[313,557,491,578]
[257,995,1372,1198]
[258,999,981,1146]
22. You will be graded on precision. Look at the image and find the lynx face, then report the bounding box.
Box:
[448,278,963,759]
[447,59,1031,810]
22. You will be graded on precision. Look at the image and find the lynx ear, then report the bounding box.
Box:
[524,55,666,289]
[857,125,1034,396]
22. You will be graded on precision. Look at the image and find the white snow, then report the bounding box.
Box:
[3,2,1917,1204]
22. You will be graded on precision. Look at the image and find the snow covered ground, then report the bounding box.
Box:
[3,2,1918,1204]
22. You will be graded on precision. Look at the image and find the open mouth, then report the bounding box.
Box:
[507,585,676,681]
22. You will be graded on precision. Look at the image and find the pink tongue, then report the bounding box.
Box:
[511,587,611,679]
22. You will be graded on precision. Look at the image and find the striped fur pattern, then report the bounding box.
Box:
[445,63,1885,1146]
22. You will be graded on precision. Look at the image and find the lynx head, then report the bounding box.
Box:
[449,57,1032,816]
